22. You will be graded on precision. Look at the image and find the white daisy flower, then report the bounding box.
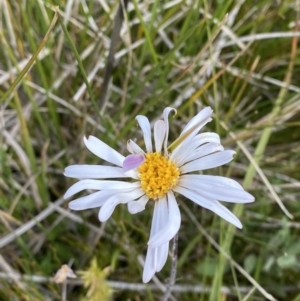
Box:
[64,107,254,283]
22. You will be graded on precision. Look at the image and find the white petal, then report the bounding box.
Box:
[154,199,169,271]
[64,165,127,179]
[127,139,145,155]
[64,179,103,199]
[180,174,244,190]
[99,189,145,222]
[136,115,153,153]
[154,120,166,152]
[127,195,149,214]
[173,186,215,209]
[195,132,221,145]
[148,197,169,244]
[64,180,140,199]
[171,136,201,164]
[83,136,124,166]
[179,178,254,203]
[143,248,156,283]
[148,191,181,248]
[177,143,224,167]
[174,107,213,150]
[180,150,236,174]
[143,242,169,283]
[171,132,220,161]
[143,201,162,282]
[151,197,169,237]
[69,190,116,210]
[163,107,176,153]
[156,242,169,271]
[212,201,242,228]
[185,143,224,162]
[124,169,139,179]
[173,185,242,228]
[143,198,169,283]
[180,107,213,137]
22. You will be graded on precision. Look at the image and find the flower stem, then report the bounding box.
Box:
[161,233,178,301]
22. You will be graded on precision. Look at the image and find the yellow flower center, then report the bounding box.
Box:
[138,152,180,200]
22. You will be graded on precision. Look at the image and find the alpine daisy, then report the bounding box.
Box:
[64,107,254,283]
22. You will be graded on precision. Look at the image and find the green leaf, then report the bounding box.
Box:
[263,256,275,272]
[244,254,257,274]
[277,254,297,270]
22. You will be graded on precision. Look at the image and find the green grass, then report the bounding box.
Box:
[1,0,300,300]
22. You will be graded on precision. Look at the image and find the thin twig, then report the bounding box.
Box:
[99,0,129,112]
[0,198,66,248]
[62,282,67,301]
[3,271,288,295]
[221,31,300,48]
[161,233,179,301]
[0,255,26,290]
